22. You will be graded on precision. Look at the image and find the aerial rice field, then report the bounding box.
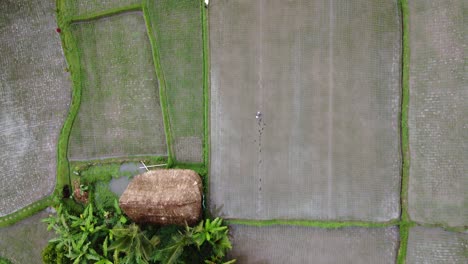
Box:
[228,225,399,263]
[406,227,468,263]
[67,12,167,161]
[0,0,71,216]
[0,210,53,263]
[209,0,402,221]
[147,0,205,163]
[407,0,467,227]
[0,0,466,263]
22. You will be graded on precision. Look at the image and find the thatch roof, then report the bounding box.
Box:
[119,169,202,226]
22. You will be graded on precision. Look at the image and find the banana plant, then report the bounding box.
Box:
[192,218,232,261]
[43,203,109,263]
[69,203,106,235]
[43,204,75,256]
[152,229,192,264]
[152,218,234,264]
[65,241,101,264]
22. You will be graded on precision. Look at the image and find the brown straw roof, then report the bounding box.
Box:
[119,169,202,225]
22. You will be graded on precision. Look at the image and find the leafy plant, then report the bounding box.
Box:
[153,229,191,264]
[109,223,160,264]
[43,187,234,264]
[93,181,118,214]
[0,256,13,264]
[42,203,111,264]
[42,243,65,264]
[192,218,233,262]
[153,218,234,264]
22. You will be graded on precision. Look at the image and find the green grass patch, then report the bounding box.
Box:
[399,0,410,224]
[70,156,167,171]
[201,1,210,176]
[67,11,168,160]
[0,256,13,264]
[0,196,53,228]
[70,159,165,186]
[145,0,204,163]
[142,1,175,165]
[60,197,85,215]
[397,221,416,264]
[77,164,120,184]
[397,0,411,263]
[70,3,141,23]
[171,163,207,177]
[55,0,85,197]
[93,181,119,213]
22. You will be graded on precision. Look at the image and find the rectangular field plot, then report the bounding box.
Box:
[406,227,468,264]
[68,12,167,160]
[0,0,71,216]
[408,0,467,227]
[147,0,204,163]
[210,0,402,221]
[0,210,54,263]
[228,225,399,264]
[64,0,140,17]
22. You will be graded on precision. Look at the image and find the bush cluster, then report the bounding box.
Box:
[42,193,234,264]
[0,256,13,264]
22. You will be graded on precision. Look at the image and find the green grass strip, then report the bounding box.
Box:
[397,0,411,263]
[397,221,412,264]
[70,156,167,170]
[70,3,142,23]
[200,0,212,218]
[142,0,175,166]
[201,1,210,167]
[399,0,410,225]
[55,0,86,196]
[171,163,207,176]
[0,196,53,228]
[226,218,400,229]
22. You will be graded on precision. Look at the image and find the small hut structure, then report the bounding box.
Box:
[119,169,202,226]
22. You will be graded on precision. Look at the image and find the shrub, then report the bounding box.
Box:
[43,196,234,264]
[0,256,13,264]
[61,197,84,215]
[93,181,118,214]
[42,243,68,264]
[152,218,235,264]
[80,165,118,184]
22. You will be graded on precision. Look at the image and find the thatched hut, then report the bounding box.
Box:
[119,169,202,226]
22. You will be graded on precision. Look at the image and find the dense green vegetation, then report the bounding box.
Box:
[43,158,232,263]
[42,196,234,264]
[55,0,84,198]
[0,256,13,264]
